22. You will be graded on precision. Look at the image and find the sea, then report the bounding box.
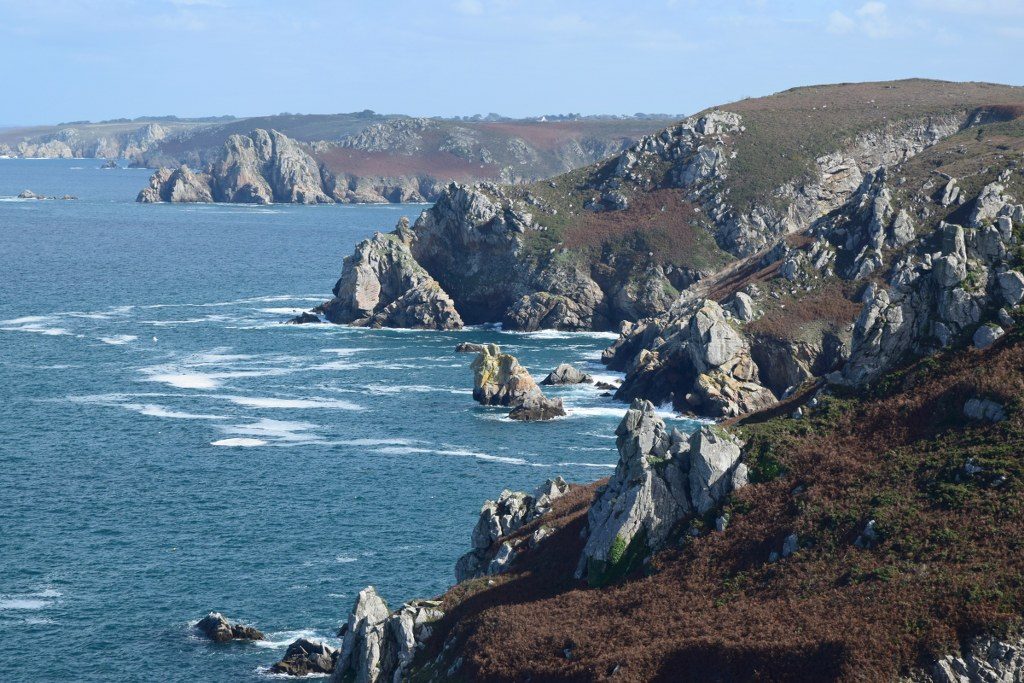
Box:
[0,159,700,681]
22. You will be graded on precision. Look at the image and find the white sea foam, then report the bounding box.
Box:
[335,555,358,564]
[360,384,440,395]
[99,335,138,345]
[218,395,363,410]
[210,438,268,447]
[251,629,334,650]
[341,438,420,447]
[375,446,436,455]
[219,419,322,443]
[258,307,307,315]
[472,453,530,465]
[0,316,70,336]
[146,373,221,390]
[124,404,226,420]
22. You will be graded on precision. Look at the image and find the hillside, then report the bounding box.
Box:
[404,325,1024,682]
[315,80,1024,349]
[0,112,677,204]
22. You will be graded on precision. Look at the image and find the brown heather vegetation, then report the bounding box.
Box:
[747,282,862,342]
[418,327,1024,682]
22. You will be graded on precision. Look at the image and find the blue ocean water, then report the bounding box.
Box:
[0,160,699,681]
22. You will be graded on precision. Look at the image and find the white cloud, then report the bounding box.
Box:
[826,2,894,38]
[826,9,856,33]
[914,0,1024,15]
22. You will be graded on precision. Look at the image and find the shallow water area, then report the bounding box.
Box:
[0,160,701,681]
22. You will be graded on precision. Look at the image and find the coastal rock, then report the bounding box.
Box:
[613,300,776,417]
[470,344,546,407]
[916,634,1024,683]
[270,638,338,676]
[455,477,570,582]
[969,182,1008,228]
[321,221,462,330]
[576,399,745,585]
[100,159,118,170]
[213,129,332,204]
[541,363,593,385]
[997,270,1024,306]
[285,311,322,324]
[194,612,264,642]
[455,342,486,353]
[137,166,213,203]
[332,587,390,683]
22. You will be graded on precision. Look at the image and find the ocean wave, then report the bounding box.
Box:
[258,307,307,315]
[557,461,617,469]
[252,629,339,650]
[124,403,226,420]
[99,335,138,345]
[0,315,71,336]
[210,438,268,447]
[218,418,322,444]
[335,555,358,564]
[145,372,221,390]
[341,438,421,447]
[0,588,60,611]
[218,395,363,410]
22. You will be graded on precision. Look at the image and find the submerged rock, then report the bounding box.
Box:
[285,311,322,324]
[194,612,264,642]
[270,638,338,676]
[541,363,594,385]
[576,399,746,585]
[508,395,566,421]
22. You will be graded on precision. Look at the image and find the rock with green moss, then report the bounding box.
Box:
[576,399,746,585]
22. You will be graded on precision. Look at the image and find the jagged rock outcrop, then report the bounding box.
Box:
[470,344,565,419]
[193,612,264,642]
[270,638,338,676]
[541,363,593,385]
[136,166,214,203]
[909,634,1024,682]
[330,587,443,683]
[455,342,486,353]
[611,300,776,417]
[320,219,462,330]
[455,477,570,582]
[576,399,746,585]
[138,129,332,205]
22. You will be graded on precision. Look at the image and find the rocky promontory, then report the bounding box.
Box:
[138,129,332,205]
[194,612,264,642]
[319,218,462,329]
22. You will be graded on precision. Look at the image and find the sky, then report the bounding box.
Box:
[1,0,1023,125]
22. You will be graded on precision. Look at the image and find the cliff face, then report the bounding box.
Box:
[320,82,1024,419]
[137,129,332,205]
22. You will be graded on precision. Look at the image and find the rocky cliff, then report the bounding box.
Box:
[138,129,332,205]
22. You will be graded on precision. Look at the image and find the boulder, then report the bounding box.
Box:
[973,324,1004,350]
[194,612,264,642]
[963,397,1008,423]
[731,291,757,321]
[576,399,745,585]
[541,363,594,385]
[455,342,486,353]
[969,182,1008,227]
[270,638,338,676]
[997,270,1024,307]
[508,395,566,421]
[285,311,322,324]
[321,221,463,330]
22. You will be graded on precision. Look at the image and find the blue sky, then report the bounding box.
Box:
[2,0,1022,124]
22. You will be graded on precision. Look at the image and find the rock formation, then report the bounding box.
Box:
[138,129,332,205]
[541,363,593,385]
[609,300,776,417]
[330,587,444,683]
[455,477,570,582]
[470,344,565,420]
[912,634,1024,682]
[577,399,746,585]
[193,612,264,642]
[137,166,213,203]
[320,219,462,330]
[270,638,338,676]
